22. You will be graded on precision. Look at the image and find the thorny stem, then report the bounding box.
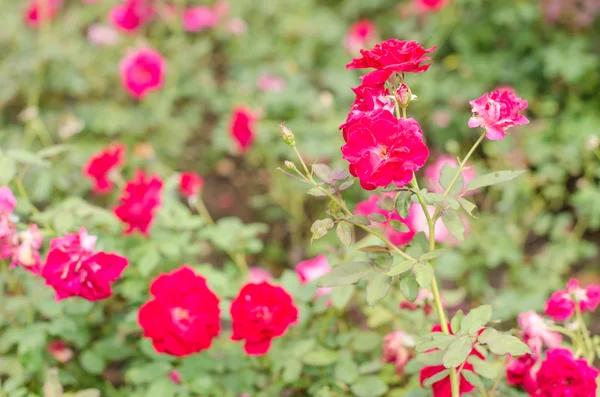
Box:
[194,198,249,275]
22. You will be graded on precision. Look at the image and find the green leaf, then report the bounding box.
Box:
[459,305,492,335]
[73,390,101,397]
[442,210,465,240]
[400,273,419,302]
[462,370,485,389]
[468,356,498,379]
[310,218,334,241]
[0,156,16,185]
[458,198,477,216]
[79,350,105,375]
[413,262,434,290]
[126,362,172,384]
[420,249,449,261]
[389,219,410,232]
[478,329,531,356]
[440,163,464,196]
[377,196,394,211]
[7,149,50,167]
[423,369,450,387]
[386,259,414,276]
[302,348,339,366]
[282,359,303,383]
[146,379,177,397]
[336,222,353,248]
[350,375,389,397]
[450,310,464,335]
[416,334,457,352]
[443,336,473,368]
[334,352,359,384]
[318,261,373,287]
[394,191,412,218]
[37,144,74,158]
[368,213,387,223]
[331,285,354,309]
[348,215,370,226]
[351,332,381,353]
[446,197,460,210]
[467,170,526,191]
[359,245,389,253]
[366,273,391,306]
[290,339,317,358]
[138,248,161,277]
[338,179,354,191]
[312,164,332,183]
[415,350,446,366]
[307,187,327,197]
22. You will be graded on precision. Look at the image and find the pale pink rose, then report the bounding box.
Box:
[382,331,415,374]
[226,18,247,35]
[0,187,17,214]
[10,224,44,275]
[296,255,332,297]
[518,311,562,356]
[47,341,74,363]
[87,23,120,46]
[182,6,217,32]
[343,20,377,54]
[249,267,273,284]
[119,47,166,100]
[257,73,286,93]
[424,154,476,195]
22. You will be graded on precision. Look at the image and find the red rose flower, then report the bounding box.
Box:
[534,348,599,397]
[506,353,539,395]
[340,83,395,140]
[24,0,63,29]
[420,324,484,397]
[341,109,429,190]
[415,0,449,13]
[42,228,128,301]
[179,172,204,198]
[346,39,436,86]
[138,266,221,357]
[120,47,166,100]
[230,282,298,355]
[545,278,600,321]
[230,106,257,153]
[114,170,163,236]
[468,89,529,140]
[83,144,126,194]
[109,0,154,33]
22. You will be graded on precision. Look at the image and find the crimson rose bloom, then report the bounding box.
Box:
[341,109,429,190]
[534,348,599,397]
[114,170,163,235]
[42,228,128,301]
[138,267,221,357]
[120,47,166,100]
[468,89,529,140]
[545,278,600,321]
[230,106,257,153]
[340,84,394,140]
[230,282,298,355]
[506,354,539,395]
[83,144,126,194]
[346,39,436,86]
[420,324,483,397]
[179,172,204,198]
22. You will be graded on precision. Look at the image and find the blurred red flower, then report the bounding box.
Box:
[344,20,377,54]
[120,47,166,100]
[415,0,449,13]
[109,0,154,33]
[179,172,204,198]
[114,170,163,236]
[83,143,126,194]
[24,0,63,29]
[229,106,257,153]
[138,266,221,357]
[230,282,298,355]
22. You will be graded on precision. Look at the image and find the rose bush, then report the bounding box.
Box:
[0,0,598,396]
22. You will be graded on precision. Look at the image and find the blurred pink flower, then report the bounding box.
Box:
[518,311,562,356]
[120,47,166,100]
[424,154,476,195]
[382,331,415,374]
[109,0,154,33]
[545,279,600,321]
[249,267,273,284]
[182,6,217,32]
[24,0,63,29]
[10,224,44,275]
[432,110,451,128]
[213,0,230,20]
[226,18,248,35]
[415,0,449,13]
[47,341,74,363]
[296,255,331,297]
[406,203,468,245]
[0,187,17,215]
[169,370,181,385]
[87,24,120,46]
[399,289,439,315]
[344,20,377,53]
[229,106,257,153]
[257,73,286,93]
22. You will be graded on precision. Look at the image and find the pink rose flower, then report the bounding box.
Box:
[424,154,476,195]
[109,0,154,33]
[468,89,529,140]
[545,278,600,321]
[382,331,415,374]
[0,187,17,215]
[346,39,436,86]
[518,311,562,356]
[405,203,462,245]
[229,106,257,153]
[341,109,429,190]
[355,193,416,246]
[257,73,286,93]
[87,24,120,46]
[343,20,377,54]
[249,267,273,284]
[296,255,332,297]
[534,348,599,397]
[120,47,166,100]
[182,6,217,32]
[10,224,44,275]
[415,0,449,13]
[42,228,129,301]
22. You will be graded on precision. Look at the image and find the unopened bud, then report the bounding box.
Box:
[284,160,296,170]
[280,123,295,146]
[396,83,412,107]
